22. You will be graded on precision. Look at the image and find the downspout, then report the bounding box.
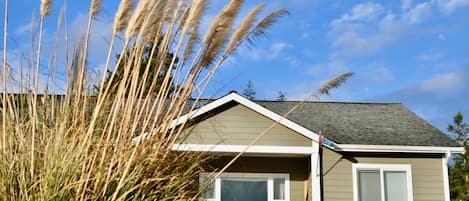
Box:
[319,146,324,201]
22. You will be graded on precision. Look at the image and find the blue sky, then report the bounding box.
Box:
[1,0,468,134]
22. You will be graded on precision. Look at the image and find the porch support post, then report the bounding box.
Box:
[442,150,451,201]
[311,139,321,201]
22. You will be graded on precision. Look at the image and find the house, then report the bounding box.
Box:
[172,92,464,201]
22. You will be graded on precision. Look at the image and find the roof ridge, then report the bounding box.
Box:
[254,100,402,105]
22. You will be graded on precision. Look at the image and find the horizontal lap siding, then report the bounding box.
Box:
[322,148,445,201]
[183,104,310,146]
[323,149,353,201]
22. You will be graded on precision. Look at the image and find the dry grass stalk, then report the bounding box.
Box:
[317,72,354,96]
[113,0,134,34]
[126,0,151,39]
[40,0,52,17]
[1,0,8,155]
[181,0,206,61]
[90,0,103,18]
[224,3,265,55]
[200,0,243,68]
[97,0,134,105]
[139,0,165,43]
[0,0,307,200]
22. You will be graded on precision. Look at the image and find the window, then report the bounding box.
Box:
[352,164,413,201]
[200,172,290,201]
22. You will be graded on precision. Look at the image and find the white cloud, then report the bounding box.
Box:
[369,65,394,83]
[285,80,325,100]
[69,13,119,71]
[241,42,293,61]
[286,56,299,67]
[402,0,413,10]
[246,48,263,61]
[330,30,395,59]
[331,2,384,26]
[267,42,293,59]
[372,67,469,132]
[420,72,463,92]
[307,60,349,76]
[327,0,465,60]
[14,21,37,36]
[403,1,433,24]
[416,51,444,61]
[436,0,469,14]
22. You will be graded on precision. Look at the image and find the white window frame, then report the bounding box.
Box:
[352,164,414,201]
[199,172,290,201]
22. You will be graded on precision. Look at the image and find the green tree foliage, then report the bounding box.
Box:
[100,41,178,98]
[276,91,286,101]
[448,112,469,201]
[242,80,256,100]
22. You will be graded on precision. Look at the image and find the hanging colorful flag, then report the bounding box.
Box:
[319,132,335,149]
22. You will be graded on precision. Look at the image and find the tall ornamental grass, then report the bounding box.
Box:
[0,0,290,200]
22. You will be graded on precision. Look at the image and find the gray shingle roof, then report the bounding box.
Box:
[253,100,459,147]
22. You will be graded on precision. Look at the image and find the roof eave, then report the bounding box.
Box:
[335,144,465,154]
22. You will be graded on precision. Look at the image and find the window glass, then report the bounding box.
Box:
[200,176,215,199]
[384,171,408,201]
[273,178,285,200]
[358,170,381,201]
[221,178,267,201]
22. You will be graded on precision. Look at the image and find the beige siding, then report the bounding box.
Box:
[182,104,310,146]
[207,156,310,201]
[322,148,445,201]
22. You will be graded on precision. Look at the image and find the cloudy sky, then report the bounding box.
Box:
[1,0,468,133]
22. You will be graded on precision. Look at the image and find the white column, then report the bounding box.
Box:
[311,140,321,201]
[442,150,451,201]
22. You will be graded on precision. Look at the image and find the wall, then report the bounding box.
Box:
[322,148,445,201]
[182,104,311,146]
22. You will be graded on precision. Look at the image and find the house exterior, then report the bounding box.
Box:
[172,92,464,201]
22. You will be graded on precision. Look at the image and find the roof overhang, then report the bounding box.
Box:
[335,144,465,154]
[171,143,464,154]
[172,144,313,156]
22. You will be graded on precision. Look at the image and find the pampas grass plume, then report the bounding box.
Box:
[90,0,103,18]
[140,0,164,42]
[201,0,243,67]
[224,3,264,55]
[40,0,53,17]
[126,0,151,40]
[317,72,354,96]
[113,0,134,33]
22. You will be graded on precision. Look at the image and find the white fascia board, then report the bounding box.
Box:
[172,144,313,155]
[335,144,465,153]
[170,92,321,143]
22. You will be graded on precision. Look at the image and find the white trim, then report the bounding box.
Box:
[311,141,321,201]
[352,163,414,201]
[200,172,290,201]
[172,144,313,155]
[336,144,465,153]
[169,92,321,143]
[172,143,465,155]
[442,150,451,201]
